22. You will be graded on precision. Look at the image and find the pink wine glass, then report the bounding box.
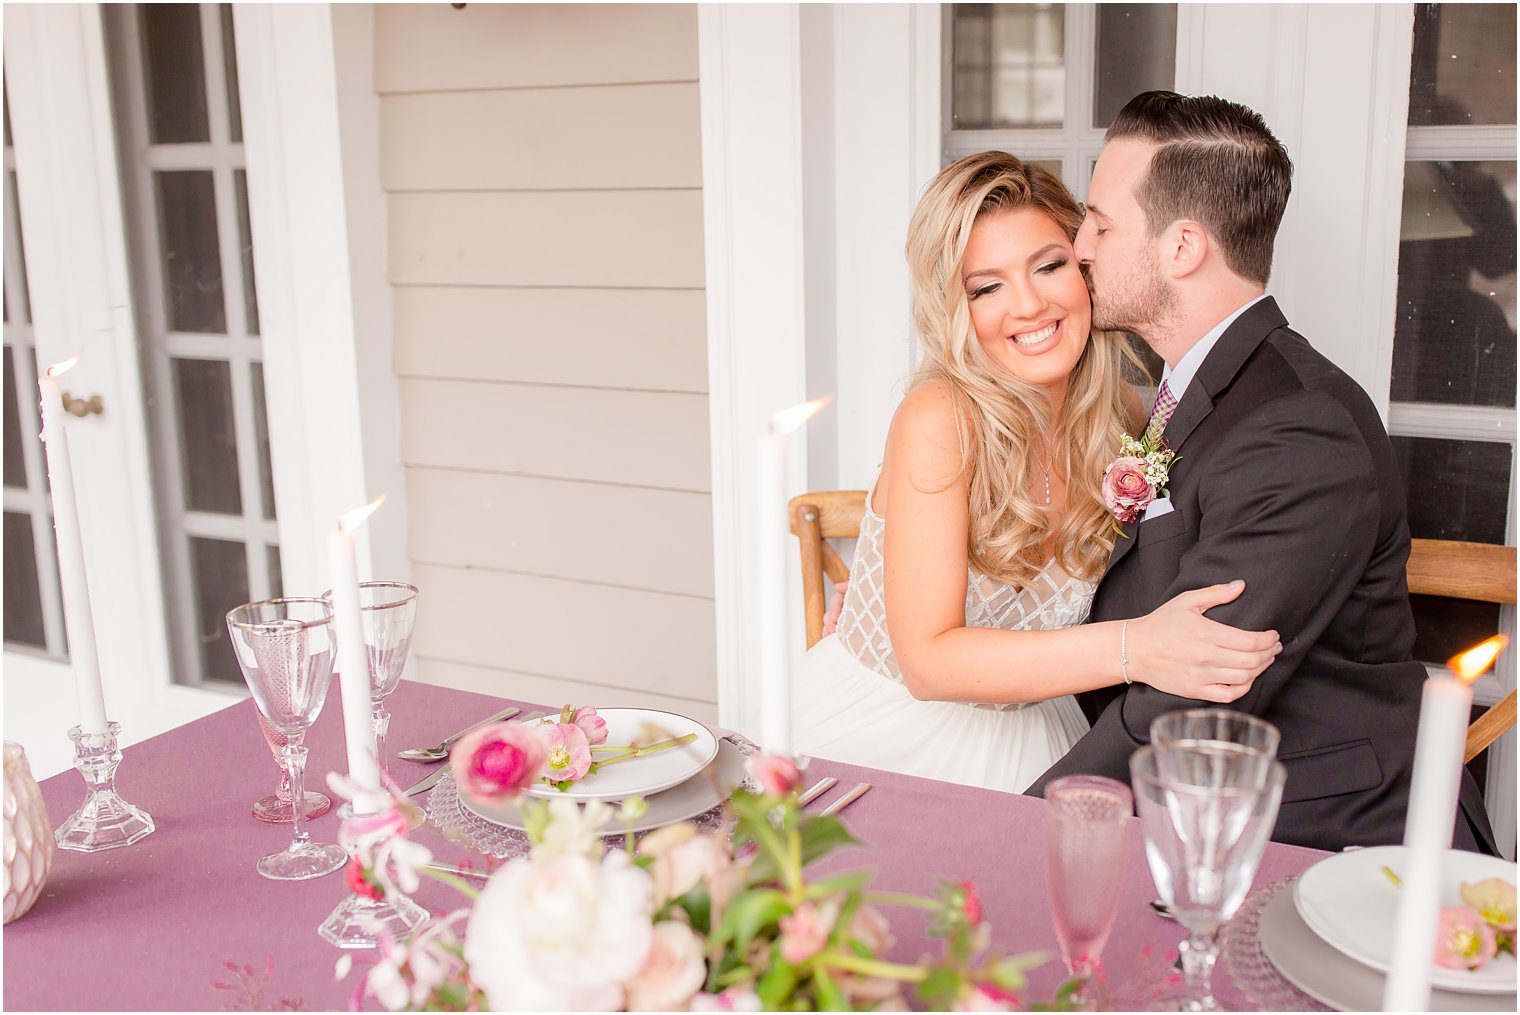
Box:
[1044,774,1133,994]
[251,709,331,823]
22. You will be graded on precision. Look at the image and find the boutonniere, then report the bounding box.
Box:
[1102,432,1178,536]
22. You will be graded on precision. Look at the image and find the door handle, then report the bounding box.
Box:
[60,392,104,418]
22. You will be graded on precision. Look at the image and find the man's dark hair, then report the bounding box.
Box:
[1107,90,1292,285]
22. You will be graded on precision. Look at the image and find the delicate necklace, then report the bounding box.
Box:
[1034,453,1051,506]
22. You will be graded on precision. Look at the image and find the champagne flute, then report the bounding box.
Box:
[1130,744,1284,1012]
[1044,775,1132,996]
[321,581,417,780]
[226,598,347,881]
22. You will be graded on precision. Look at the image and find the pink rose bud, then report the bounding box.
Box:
[750,752,803,797]
[961,880,983,927]
[1435,905,1498,970]
[1102,455,1156,523]
[778,901,833,965]
[344,857,385,901]
[451,723,548,805]
[570,706,609,745]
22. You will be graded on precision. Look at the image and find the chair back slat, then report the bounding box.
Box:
[789,491,867,649]
[1407,538,1516,603]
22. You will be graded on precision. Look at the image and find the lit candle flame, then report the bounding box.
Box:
[47,356,81,379]
[1449,635,1508,685]
[338,494,386,532]
[769,395,833,437]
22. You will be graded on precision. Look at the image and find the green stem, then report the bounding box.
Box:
[864,891,940,911]
[749,817,800,895]
[594,733,698,767]
[817,952,928,983]
[421,867,481,901]
[787,825,803,903]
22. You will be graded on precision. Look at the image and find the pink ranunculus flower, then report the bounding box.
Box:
[750,752,803,797]
[1102,455,1156,523]
[623,920,707,1011]
[570,706,609,745]
[779,900,837,965]
[1460,878,1517,933]
[450,722,548,806]
[543,722,594,783]
[1434,905,1498,970]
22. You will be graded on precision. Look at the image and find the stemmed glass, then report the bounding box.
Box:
[226,598,347,881]
[1130,744,1285,1012]
[321,581,418,781]
[251,710,331,823]
[1150,708,1280,759]
[1044,775,1132,997]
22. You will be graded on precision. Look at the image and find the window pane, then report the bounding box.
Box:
[6,172,31,325]
[234,170,259,335]
[1410,593,1501,670]
[267,544,283,600]
[1393,436,1511,544]
[3,511,46,649]
[251,361,275,520]
[220,4,243,144]
[139,4,211,144]
[172,357,242,514]
[1391,160,1516,407]
[1093,5,1176,129]
[190,535,248,684]
[3,346,24,489]
[156,171,227,334]
[952,3,1065,130]
[1408,4,1516,127]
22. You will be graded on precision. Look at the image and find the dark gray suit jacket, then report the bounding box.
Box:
[1028,298,1497,855]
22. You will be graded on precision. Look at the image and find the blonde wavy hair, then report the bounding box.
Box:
[905,151,1144,586]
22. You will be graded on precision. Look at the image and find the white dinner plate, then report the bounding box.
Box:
[1260,882,1516,1011]
[518,708,720,802]
[461,737,748,834]
[1293,845,1517,995]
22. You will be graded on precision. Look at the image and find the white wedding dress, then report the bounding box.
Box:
[792,488,1095,793]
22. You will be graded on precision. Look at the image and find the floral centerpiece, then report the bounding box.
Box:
[333,708,1074,1012]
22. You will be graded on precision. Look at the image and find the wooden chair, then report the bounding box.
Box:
[788,491,867,649]
[1406,538,1518,763]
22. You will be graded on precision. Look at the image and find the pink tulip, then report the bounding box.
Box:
[750,753,803,797]
[451,723,548,805]
[543,722,593,783]
[1434,905,1498,970]
[570,706,609,745]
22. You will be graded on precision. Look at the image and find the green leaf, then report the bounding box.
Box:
[756,949,800,1010]
[713,887,790,951]
[806,870,872,900]
[797,815,861,865]
[915,966,960,1006]
[813,966,848,1012]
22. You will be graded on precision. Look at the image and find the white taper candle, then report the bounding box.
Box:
[330,497,385,814]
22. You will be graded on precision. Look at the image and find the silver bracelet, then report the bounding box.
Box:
[1121,619,1132,684]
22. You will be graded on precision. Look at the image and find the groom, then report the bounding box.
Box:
[1026,91,1497,855]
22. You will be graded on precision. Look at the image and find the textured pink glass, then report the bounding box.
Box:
[1044,774,1133,980]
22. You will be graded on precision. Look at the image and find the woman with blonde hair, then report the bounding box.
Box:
[791,152,1280,792]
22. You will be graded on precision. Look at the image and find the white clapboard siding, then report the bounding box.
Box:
[389,191,706,289]
[392,287,708,393]
[398,379,710,492]
[406,468,714,598]
[411,563,716,700]
[381,84,702,192]
[415,658,720,729]
[374,4,698,94]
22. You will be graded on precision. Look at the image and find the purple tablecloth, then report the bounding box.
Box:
[3,681,1327,1010]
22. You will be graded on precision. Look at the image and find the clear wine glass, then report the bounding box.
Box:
[1130,743,1285,1012]
[226,597,347,881]
[1044,775,1132,996]
[321,581,417,781]
[251,710,331,824]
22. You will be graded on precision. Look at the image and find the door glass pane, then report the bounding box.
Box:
[952,3,1066,129]
[1391,160,1516,407]
[190,535,248,684]
[220,4,243,144]
[3,347,24,489]
[139,4,211,144]
[1393,436,1513,665]
[172,357,242,514]
[3,511,46,649]
[1093,5,1176,129]
[156,170,227,334]
[234,170,259,335]
[6,173,30,325]
[1409,3,1516,127]
[251,361,274,519]
[267,544,283,600]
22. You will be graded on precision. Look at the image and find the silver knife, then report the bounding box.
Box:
[798,777,838,807]
[819,782,870,816]
[403,711,545,797]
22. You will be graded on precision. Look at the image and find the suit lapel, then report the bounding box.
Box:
[1099,297,1289,580]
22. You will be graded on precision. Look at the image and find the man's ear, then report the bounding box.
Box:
[1164,220,1209,279]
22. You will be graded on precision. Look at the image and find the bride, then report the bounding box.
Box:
[792,152,1282,793]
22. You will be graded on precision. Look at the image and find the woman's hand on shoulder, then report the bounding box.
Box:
[1125,580,1282,703]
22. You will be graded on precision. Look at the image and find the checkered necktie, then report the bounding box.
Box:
[1143,380,1178,446]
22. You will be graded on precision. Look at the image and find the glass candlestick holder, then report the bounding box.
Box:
[54,722,156,852]
[318,884,428,949]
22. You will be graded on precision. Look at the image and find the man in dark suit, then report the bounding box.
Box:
[1026,91,1496,855]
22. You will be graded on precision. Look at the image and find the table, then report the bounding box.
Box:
[3,681,1327,1010]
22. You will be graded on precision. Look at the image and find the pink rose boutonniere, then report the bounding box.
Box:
[1103,432,1178,534]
